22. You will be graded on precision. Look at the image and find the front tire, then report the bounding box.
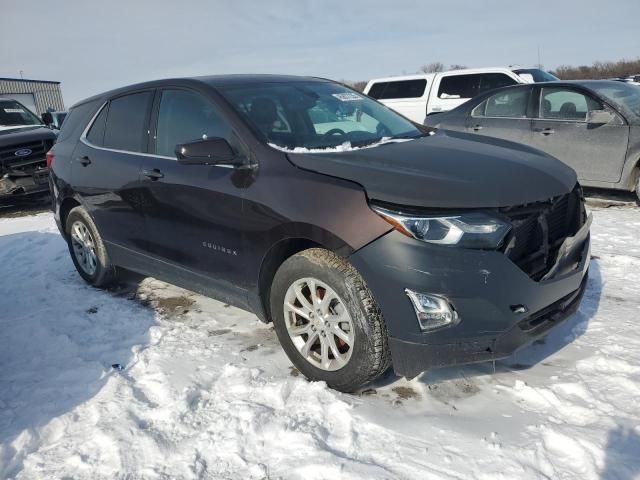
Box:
[65,206,117,288]
[270,248,391,392]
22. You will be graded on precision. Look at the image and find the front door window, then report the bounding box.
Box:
[155,89,234,157]
[539,87,601,121]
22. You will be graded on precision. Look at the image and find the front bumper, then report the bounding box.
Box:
[0,167,50,200]
[349,225,590,378]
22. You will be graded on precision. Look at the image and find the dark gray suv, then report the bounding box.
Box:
[425,80,640,203]
[49,75,590,391]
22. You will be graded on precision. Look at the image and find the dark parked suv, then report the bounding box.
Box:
[49,75,591,392]
[1,98,57,201]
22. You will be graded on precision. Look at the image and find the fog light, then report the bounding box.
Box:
[404,289,459,331]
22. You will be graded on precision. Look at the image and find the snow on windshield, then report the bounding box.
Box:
[0,125,40,131]
[268,135,427,154]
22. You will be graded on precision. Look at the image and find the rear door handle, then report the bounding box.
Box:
[142,168,164,180]
[472,124,483,131]
[77,156,91,166]
[535,128,555,136]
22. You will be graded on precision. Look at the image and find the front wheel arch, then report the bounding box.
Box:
[269,247,391,391]
[256,238,323,323]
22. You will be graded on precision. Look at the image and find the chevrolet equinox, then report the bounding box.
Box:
[49,75,591,392]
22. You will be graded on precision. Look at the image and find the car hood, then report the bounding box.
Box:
[286,130,577,208]
[0,125,57,146]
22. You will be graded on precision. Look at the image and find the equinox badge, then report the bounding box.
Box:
[202,241,238,256]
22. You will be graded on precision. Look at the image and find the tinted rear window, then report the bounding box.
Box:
[57,101,99,143]
[103,92,153,152]
[368,79,427,99]
[438,73,516,99]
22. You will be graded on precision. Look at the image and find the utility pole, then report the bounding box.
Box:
[537,46,542,69]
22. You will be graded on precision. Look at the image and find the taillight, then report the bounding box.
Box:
[46,150,54,169]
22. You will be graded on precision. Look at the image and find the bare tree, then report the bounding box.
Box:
[420,62,445,73]
[341,80,368,92]
[552,58,640,80]
[447,64,468,71]
[351,81,368,92]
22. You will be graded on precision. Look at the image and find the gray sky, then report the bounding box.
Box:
[3,0,639,106]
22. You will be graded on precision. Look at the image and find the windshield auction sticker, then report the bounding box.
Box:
[332,93,362,102]
[4,108,25,113]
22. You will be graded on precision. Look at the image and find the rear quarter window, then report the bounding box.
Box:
[56,101,100,143]
[368,79,427,100]
[86,104,108,146]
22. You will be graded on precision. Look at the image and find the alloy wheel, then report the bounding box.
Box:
[283,277,355,371]
[70,220,98,276]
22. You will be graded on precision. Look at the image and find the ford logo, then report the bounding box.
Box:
[14,148,32,157]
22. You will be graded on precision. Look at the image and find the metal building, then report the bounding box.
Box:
[0,77,65,116]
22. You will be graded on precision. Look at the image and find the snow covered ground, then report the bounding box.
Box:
[0,204,639,479]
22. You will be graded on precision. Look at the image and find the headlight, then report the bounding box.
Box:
[371,205,511,248]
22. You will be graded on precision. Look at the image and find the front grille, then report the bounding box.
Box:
[0,139,51,174]
[501,186,585,281]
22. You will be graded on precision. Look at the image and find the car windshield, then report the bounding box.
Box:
[590,82,640,117]
[0,100,42,127]
[219,81,423,151]
[514,68,559,82]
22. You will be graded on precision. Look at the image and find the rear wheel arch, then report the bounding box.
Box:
[59,197,82,238]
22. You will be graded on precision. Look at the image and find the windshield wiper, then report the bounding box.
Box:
[350,137,384,148]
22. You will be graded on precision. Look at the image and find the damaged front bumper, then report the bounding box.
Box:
[349,227,590,378]
[0,166,50,200]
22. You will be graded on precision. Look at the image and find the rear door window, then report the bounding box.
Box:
[478,73,518,93]
[474,88,531,118]
[103,91,153,152]
[439,73,517,99]
[368,79,427,99]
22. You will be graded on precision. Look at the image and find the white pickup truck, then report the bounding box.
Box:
[363,67,558,123]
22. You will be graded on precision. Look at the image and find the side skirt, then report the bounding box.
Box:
[106,241,251,312]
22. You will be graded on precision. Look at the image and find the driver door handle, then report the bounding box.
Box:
[472,124,483,131]
[535,127,555,136]
[142,168,164,180]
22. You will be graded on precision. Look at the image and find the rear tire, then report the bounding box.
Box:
[635,174,640,206]
[270,248,391,392]
[65,206,117,288]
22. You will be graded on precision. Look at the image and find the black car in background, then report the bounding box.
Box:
[42,111,68,130]
[49,75,590,391]
[424,80,640,203]
[0,98,56,201]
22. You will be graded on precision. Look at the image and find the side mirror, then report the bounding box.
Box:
[586,110,614,125]
[175,137,239,165]
[41,112,54,127]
